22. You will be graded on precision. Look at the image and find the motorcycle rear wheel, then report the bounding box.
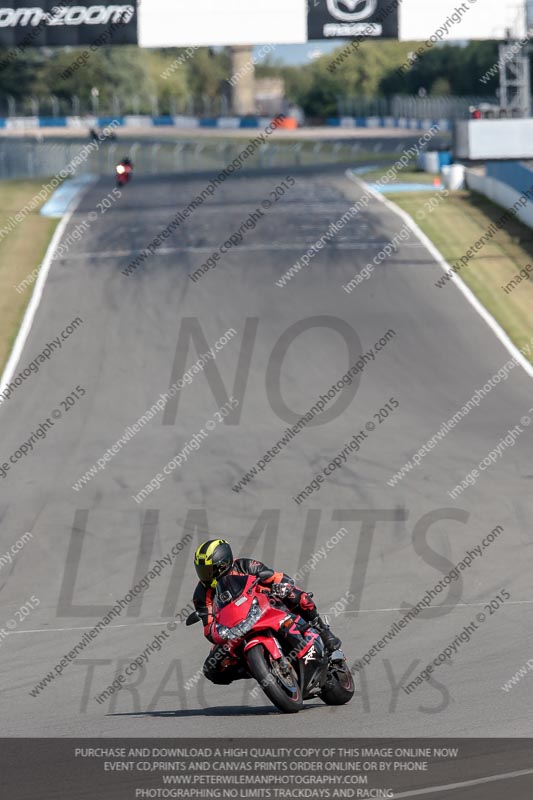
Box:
[320,657,354,705]
[247,646,303,714]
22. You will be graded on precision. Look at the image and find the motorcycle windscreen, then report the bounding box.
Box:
[214,574,249,609]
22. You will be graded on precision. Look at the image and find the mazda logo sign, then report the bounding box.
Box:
[326,0,378,22]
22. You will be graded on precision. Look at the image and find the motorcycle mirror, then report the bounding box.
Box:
[185,611,201,626]
[257,569,274,581]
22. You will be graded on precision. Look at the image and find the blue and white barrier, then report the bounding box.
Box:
[327,116,453,131]
[466,161,533,230]
[0,115,277,130]
[0,115,453,131]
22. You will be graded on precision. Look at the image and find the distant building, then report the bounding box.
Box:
[254,77,285,115]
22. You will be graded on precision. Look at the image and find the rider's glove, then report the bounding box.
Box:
[270,582,292,599]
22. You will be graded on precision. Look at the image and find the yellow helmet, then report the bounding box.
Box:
[194,538,233,586]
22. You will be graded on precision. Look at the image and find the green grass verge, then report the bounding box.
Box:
[360,167,437,184]
[0,179,59,376]
[390,187,533,361]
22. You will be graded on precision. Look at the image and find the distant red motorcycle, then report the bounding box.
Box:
[115,158,133,186]
[187,573,354,713]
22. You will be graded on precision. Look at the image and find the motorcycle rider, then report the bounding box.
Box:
[115,156,132,174]
[118,156,132,173]
[192,538,342,685]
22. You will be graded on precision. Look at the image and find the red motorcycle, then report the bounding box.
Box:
[187,573,354,714]
[115,159,132,186]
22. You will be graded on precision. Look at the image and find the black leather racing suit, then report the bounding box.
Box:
[193,557,338,685]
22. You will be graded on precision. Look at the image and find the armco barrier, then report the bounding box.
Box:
[0,138,405,180]
[0,121,447,180]
[466,162,533,230]
[486,161,533,197]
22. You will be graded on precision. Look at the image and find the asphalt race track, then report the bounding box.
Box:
[1,166,533,765]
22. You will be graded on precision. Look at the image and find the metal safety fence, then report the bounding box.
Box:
[0,136,431,180]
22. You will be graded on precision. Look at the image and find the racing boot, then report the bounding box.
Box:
[310,615,342,653]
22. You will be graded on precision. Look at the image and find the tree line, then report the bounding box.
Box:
[0,40,503,117]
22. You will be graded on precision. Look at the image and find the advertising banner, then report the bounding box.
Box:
[308,0,400,40]
[0,1,137,48]
[138,0,307,48]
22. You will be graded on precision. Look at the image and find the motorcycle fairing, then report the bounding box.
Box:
[243,635,283,660]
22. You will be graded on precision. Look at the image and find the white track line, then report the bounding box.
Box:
[4,621,180,636]
[5,600,533,637]
[394,767,533,797]
[346,170,533,380]
[341,600,533,612]
[0,179,95,394]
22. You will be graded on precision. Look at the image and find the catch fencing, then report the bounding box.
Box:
[0,136,430,180]
[337,94,501,120]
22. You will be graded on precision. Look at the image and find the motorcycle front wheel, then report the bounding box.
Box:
[246,646,303,714]
[320,657,354,705]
